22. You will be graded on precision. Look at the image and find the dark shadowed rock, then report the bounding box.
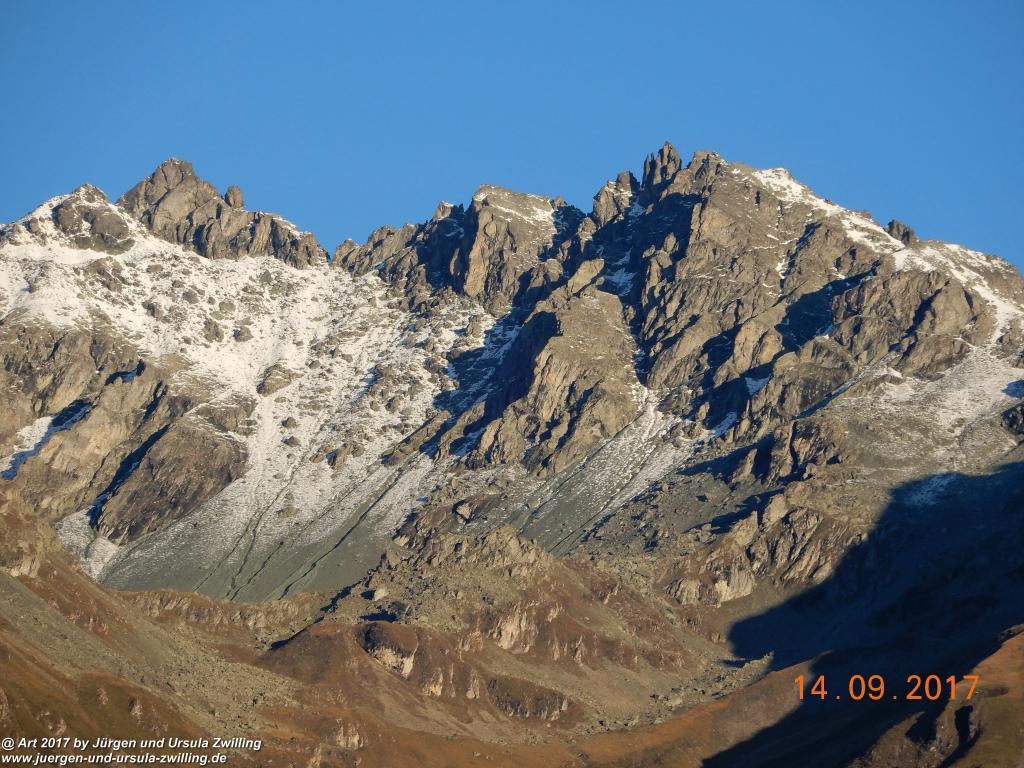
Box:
[886,218,919,245]
[1002,402,1024,436]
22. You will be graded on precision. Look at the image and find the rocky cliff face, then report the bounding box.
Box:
[2,144,1023,766]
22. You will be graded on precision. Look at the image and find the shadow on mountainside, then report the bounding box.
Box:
[698,460,1024,767]
[409,190,659,463]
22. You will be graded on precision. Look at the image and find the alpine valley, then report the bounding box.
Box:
[1,144,1022,767]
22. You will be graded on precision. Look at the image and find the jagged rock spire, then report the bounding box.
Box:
[593,170,639,225]
[641,141,682,189]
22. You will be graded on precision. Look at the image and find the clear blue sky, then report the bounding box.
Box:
[3,1,1022,266]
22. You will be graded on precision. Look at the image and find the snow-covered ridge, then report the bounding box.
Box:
[1,192,370,394]
[17,194,73,223]
[749,166,904,253]
[0,190,494,595]
[739,165,1024,336]
[1,187,146,257]
[748,166,1018,277]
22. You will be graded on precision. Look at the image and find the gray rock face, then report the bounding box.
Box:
[224,185,244,208]
[831,269,990,370]
[453,186,577,314]
[592,171,639,226]
[641,142,683,193]
[117,159,327,267]
[764,415,849,484]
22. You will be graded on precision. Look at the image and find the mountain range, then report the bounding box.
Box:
[1,143,1022,767]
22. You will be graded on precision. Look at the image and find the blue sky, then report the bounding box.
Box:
[3,1,1022,266]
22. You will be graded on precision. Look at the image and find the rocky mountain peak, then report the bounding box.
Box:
[0,181,139,255]
[67,183,108,202]
[116,158,206,217]
[117,158,327,267]
[593,170,639,225]
[432,200,461,221]
[641,141,683,190]
[468,184,573,244]
[686,148,726,181]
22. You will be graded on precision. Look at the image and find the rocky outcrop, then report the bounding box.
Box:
[764,415,849,484]
[333,218,454,310]
[885,218,919,245]
[461,261,640,473]
[130,589,323,643]
[734,337,856,442]
[403,525,550,574]
[712,320,785,387]
[0,322,253,543]
[336,185,583,314]
[831,269,991,373]
[0,185,136,254]
[1002,402,1024,437]
[667,493,857,607]
[450,186,579,314]
[52,185,136,254]
[117,159,327,267]
[485,675,573,721]
[352,620,577,720]
[256,362,300,396]
[593,171,639,226]
[357,622,418,678]
[224,185,244,209]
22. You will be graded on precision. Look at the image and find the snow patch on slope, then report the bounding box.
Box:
[1,194,491,598]
[891,242,1023,338]
[752,167,902,254]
